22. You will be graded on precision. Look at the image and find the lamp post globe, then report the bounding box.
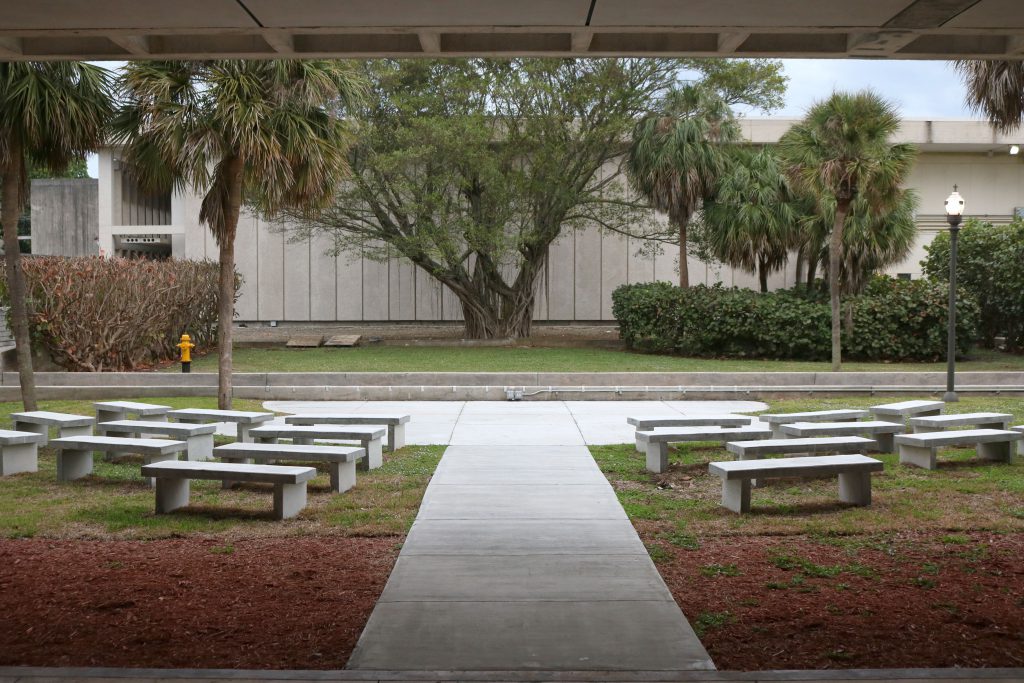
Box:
[943,186,964,403]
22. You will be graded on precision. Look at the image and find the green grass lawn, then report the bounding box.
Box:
[0,397,443,540]
[175,345,1024,373]
[592,395,1024,540]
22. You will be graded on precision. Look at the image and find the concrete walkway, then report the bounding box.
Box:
[343,404,720,670]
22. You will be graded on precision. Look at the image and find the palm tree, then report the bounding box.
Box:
[955,60,1024,132]
[0,62,113,410]
[626,85,740,287]
[701,146,799,292]
[778,91,915,370]
[112,60,364,408]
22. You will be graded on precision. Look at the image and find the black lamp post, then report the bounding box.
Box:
[943,186,964,403]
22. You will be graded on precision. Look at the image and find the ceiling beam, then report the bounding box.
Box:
[109,35,151,56]
[571,31,594,53]
[847,30,918,55]
[418,30,441,53]
[717,32,749,52]
[263,31,294,54]
[0,37,23,57]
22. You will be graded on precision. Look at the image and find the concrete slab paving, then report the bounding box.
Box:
[347,600,714,671]
[399,519,648,556]
[418,484,627,520]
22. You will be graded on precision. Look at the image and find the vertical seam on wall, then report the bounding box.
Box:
[307,234,312,321]
[255,219,260,319]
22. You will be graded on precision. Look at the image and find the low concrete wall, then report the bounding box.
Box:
[2,371,1022,401]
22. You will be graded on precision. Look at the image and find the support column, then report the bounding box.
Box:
[899,444,937,470]
[360,437,383,471]
[838,471,872,506]
[56,448,93,481]
[875,432,895,454]
[273,481,308,520]
[721,478,751,513]
[977,441,1011,463]
[0,442,39,476]
[390,423,406,451]
[187,434,214,461]
[330,460,357,493]
[155,478,190,513]
[645,441,668,474]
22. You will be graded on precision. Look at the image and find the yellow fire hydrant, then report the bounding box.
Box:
[177,333,195,374]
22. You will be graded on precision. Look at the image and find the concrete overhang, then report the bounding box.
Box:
[1,0,1023,60]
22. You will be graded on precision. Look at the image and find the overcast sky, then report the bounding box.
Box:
[85,58,978,177]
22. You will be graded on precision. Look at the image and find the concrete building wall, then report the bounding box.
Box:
[30,178,99,256]
[90,118,1024,322]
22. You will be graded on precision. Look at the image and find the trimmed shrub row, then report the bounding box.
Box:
[1,256,230,371]
[611,278,979,362]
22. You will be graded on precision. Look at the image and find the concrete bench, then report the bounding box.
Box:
[894,429,1023,470]
[709,454,884,514]
[50,435,187,484]
[215,442,364,493]
[626,415,752,450]
[0,429,48,476]
[909,412,1013,433]
[10,411,94,445]
[248,424,386,471]
[870,400,944,424]
[780,421,904,453]
[636,426,772,474]
[1014,426,1024,457]
[168,408,275,443]
[726,436,877,460]
[285,413,411,451]
[759,409,869,438]
[141,460,316,520]
[94,401,171,429]
[99,420,216,461]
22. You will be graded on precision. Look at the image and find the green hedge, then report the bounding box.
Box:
[921,217,1024,352]
[611,278,979,361]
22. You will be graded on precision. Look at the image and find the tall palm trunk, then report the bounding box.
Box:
[758,257,769,293]
[677,220,689,288]
[217,156,244,409]
[829,199,851,371]
[1,138,37,411]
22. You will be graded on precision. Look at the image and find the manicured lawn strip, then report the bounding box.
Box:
[593,395,1024,669]
[0,397,444,540]
[174,345,1024,374]
[592,396,1024,538]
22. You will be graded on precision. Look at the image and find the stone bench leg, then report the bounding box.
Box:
[899,444,937,470]
[273,481,308,520]
[838,471,872,506]
[330,460,357,493]
[154,478,190,513]
[721,478,752,514]
[770,425,785,439]
[634,432,645,453]
[1,443,39,476]
[237,423,257,443]
[644,441,668,474]
[359,437,383,471]
[389,424,406,452]
[56,448,93,481]
[13,421,49,446]
[58,425,93,439]
[187,434,214,461]
[875,432,896,454]
[977,441,1012,463]
[219,456,252,489]
[95,409,125,431]
[293,437,314,446]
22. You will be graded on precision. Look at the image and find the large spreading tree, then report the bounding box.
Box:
[0,62,113,410]
[112,60,364,408]
[288,58,785,338]
[778,91,916,371]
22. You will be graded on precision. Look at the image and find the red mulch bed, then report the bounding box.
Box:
[0,536,399,669]
[646,530,1024,670]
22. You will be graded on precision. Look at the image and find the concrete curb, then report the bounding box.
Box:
[1,371,1022,400]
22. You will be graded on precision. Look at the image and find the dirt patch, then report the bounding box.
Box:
[645,531,1024,670]
[0,536,399,669]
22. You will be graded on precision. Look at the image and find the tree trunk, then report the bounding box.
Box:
[758,258,768,293]
[830,200,851,372]
[677,220,689,288]
[1,139,37,411]
[458,293,534,340]
[794,248,805,290]
[216,157,245,410]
